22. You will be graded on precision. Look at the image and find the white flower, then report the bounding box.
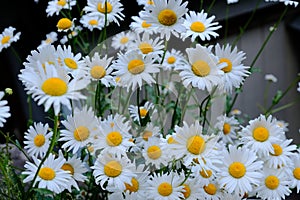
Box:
[265,74,278,83]
[265,0,298,7]
[130,13,157,35]
[128,101,155,124]
[46,0,76,17]
[80,14,104,31]
[0,26,21,52]
[38,32,58,48]
[162,48,186,71]
[111,31,137,51]
[0,91,11,127]
[57,18,75,32]
[289,150,300,192]
[214,114,240,144]
[227,0,239,4]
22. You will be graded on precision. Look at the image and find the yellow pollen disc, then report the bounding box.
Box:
[104,161,122,177]
[61,163,75,175]
[192,60,210,77]
[142,21,152,28]
[219,58,233,73]
[186,135,206,155]
[203,183,217,195]
[125,177,139,193]
[106,131,122,146]
[147,145,162,160]
[167,136,177,144]
[57,0,66,6]
[128,59,145,75]
[182,184,191,198]
[157,182,173,196]
[142,130,152,141]
[89,19,98,26]
[1,36,10,44]
[253,126,269,142]
[167,56,176,64]
[293,168,300,180]
[90,65,106,79]
[190,21,206,33]
[223,123,231,135]
[270,144,283,156]
[139,43,153,54]
[64,58,78,69]
[139,108,148,118]
[265,175,279,190]
[73,126,90,141]
[200,169,213,178]
[38,167,56,180]
[41,77,68,96]
[34,134,46,147]
[228,162,246,178]
[97,2,113,14]
[57,18,72,30]
[120,37,129,44]
[158,9,177,26]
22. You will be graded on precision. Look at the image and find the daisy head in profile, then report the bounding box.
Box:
[0,26,21,52]
[57,17,75,32]
[46,0,76,17]
[0,91,11,127]
[24,122,53,158]
[181,10,221,42]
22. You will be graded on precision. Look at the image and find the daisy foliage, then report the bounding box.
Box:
[1,0,300,199]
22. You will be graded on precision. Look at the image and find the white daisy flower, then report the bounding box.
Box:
[23,122,53,158]
[239,114,284,157]
[136,0,154,6]
[218,145,264,195]
[0,26,21,52]
[18,62,89,115]
[80,14,104,31]
[146,172,185,200]
[83,0,125,26]
[214,114,240,144]
[255,167,292,200]
[46,0,76,17]
[112,50,160,91]
[22,153,73,194]
[93,113,134,156]
[191,164,216,187]
[134,122,161,148]
[200,181,223,200]
[130,13,157,35]
[265,0,298,7]
[92,152,136,190]
[128,101,155,124]
[290,150,300,193]
[227,0,239,4]
[84,53,115,86]
[265,74,278,83]
[140,0,188,40]
[57,18,75,32]
[0,91,11,127]
[180,177,203,199]
[162,48,185,71]
[38,32,58,48]
[111,31,137,51]
[181,10,221,42]
[177,44,224,92]
[215,43,250,93]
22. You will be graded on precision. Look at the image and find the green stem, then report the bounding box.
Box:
[181,88,194,121]
[207,0,216,14]
[27,96,33,127]
[10,46,22,64]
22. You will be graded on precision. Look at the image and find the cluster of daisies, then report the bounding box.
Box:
[0,0,299,199]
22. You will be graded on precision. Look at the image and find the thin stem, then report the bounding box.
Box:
[27,96,33,127]
[10,46,22,64]
[207,0,216,14]
[137,89,142,126]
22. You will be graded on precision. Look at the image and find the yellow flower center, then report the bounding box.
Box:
[200,169,213,178]
[192,60,210,77]
[219,58,233,73]
[64,58,77,69]
[38,167,56,180]
[125,177,139,193]
[97,2,113,14]
[223,123,231,135]
[89,19,98,26]
[253,126,269,142]
[1,36,10,44]
[57,0,66,6]
[293,168,300,180]
[142,130,152,141]
[186,135,206,155]
[182,184,191,198]
[139,43,153,54]
[167,56,176,64]
[203,183,217,195]
[265,175,279,190]
[142,21,152,28]
[157,182,173,196]
[61,163,75,175]
[106,131,122,146]
[228,162,246,178]
[120,37,129,44]
[57,18,72,30]
[73,126,90,141]
[41,77,68,96]
[147,145,162,159]
[158,9,177,26]
[128,59,145,75]
[167,136,177,144]
[104,161,122,177]
[190,21,206,33]
[90,66,106,79]
[270,144,283,156]
[34,134,46,147]
[139,108,148,118]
